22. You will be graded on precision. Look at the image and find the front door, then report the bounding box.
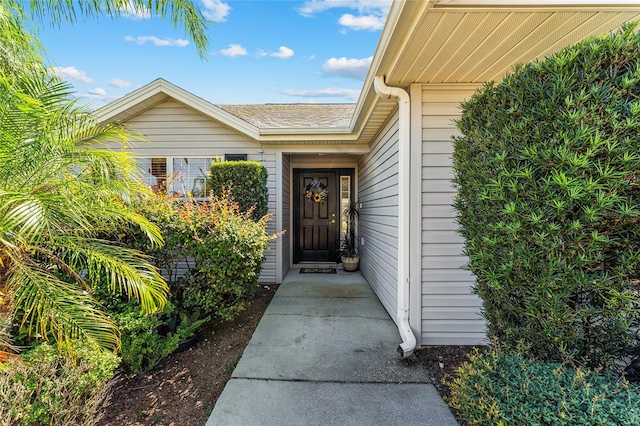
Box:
[294,169,340,262]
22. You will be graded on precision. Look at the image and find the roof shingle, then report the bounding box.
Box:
[215,103,355,129]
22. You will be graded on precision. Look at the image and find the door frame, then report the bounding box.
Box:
[293,167,355,264]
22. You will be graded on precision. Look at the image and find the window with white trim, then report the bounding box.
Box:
[170,157,212,198]
[135,157,213,198]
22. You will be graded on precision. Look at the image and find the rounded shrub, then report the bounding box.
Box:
[447,347,640,425]
[453,24,640,369]
[208,160,269,221]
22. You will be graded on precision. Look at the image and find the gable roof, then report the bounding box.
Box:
[96,1,640,146]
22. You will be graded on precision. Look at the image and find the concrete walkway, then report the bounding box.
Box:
[207,269,458,426]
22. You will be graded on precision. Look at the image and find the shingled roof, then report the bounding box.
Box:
[215,103,356,129]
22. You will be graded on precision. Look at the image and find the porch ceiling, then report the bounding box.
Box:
[352,1,640,146]
[384,3,640,86]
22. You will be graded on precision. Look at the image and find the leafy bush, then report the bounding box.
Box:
[453,24,640,369]
[175,193,275,320]
[447,347,640,425]
[0,342,119,426]
[209,161,268,220]
[106,300,207,372]
[97,189,275,371]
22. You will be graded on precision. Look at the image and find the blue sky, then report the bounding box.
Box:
[37,0,391,108]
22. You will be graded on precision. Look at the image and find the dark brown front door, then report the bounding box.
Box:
[294,170,339,262]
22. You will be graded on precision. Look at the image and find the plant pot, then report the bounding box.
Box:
[341,255,360,272]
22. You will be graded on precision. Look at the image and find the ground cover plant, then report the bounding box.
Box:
[447,346,640,425]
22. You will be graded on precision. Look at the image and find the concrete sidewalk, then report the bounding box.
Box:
[207,269,458,426]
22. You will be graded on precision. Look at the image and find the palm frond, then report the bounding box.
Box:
[8,260,120,352]
[27,0,209,59]
[56,237,168,314]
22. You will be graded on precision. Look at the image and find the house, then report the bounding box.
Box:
[95,1,640,357]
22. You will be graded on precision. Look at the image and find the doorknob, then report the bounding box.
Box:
[330,219,336,224]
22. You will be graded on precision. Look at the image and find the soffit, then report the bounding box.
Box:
[384,6,640,85]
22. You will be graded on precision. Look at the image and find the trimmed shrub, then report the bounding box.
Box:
[0,342,119,426]
[453,24,640,369]
[209,161,268,220]
[447,347,640,425]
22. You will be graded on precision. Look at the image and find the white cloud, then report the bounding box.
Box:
[282,88,360,100]
[338,13,384,31]
[77,88,115,101]
[202,0,231,22]
[258,46,295,59]
[322,56,372,80]
[52,66,93,83]
[298,0,391,17]
[109,78,132,88]
[271,46,294,59]
[220,44,247,57]
[119,1,151,20]
[124,35,189,47]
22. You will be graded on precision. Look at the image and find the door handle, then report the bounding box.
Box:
[330,219,336,224]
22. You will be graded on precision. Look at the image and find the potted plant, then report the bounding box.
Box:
[340,201,359,272]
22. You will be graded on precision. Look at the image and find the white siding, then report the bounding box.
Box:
[281,154,291,279]
[421,86,486,345]
[358,111,399,323]
[115,99,277,283]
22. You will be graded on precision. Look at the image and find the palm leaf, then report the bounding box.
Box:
[56,237,168,314]
[8,260,120,351]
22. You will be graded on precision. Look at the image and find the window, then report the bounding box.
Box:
[136,157,167,193]
[171,158,212,198]
[225,154,247,161]
[340,175,351,239]
[135,157,212,198]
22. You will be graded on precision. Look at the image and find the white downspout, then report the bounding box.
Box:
[373,75,416,358]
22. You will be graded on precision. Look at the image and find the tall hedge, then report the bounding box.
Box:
[453,24,640,369]
[209,161,268,221]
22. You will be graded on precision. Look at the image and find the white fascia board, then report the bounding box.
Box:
[155,83,261,141]
[259,127,354,136]
[259,134,360,143]
[434,0,640,10]
[95,78,261,141]
[352,1,414,129]
[93,78,167,122]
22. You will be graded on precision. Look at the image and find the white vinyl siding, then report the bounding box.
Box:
[421,85,486,345]
[113,99,277,283]
[357,111,399,323]
[281,154,291,280]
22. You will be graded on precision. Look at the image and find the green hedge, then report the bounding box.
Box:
[209,161,268,221]
[447,347,640,425]
[453,24,640,369]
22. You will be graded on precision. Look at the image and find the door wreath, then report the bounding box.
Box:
[304,179,328,203]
